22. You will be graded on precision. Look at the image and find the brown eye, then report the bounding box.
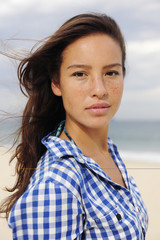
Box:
[72,72,87,78]
[106,71,119,76]
[74,72,85,77]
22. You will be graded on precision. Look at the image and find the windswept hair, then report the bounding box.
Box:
[0,12,126,219]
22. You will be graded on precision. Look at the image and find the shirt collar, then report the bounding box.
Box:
[42,132,115,183]
[41,125,130,189]
[42,131,85,164]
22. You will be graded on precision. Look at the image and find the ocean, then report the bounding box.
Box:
[0,118,160,163]
[109,120,160,162]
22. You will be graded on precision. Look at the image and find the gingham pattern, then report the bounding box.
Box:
[8,128,148,239]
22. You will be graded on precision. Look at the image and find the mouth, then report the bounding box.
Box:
[86,103,111,110]
[85,102,111,115]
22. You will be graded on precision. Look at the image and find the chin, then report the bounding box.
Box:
[85,118,111,130]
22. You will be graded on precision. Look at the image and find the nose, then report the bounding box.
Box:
[90,75,107,99]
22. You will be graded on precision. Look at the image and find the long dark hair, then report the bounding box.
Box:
[0,13,126,219]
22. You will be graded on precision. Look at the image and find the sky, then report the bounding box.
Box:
[0,0,160,121]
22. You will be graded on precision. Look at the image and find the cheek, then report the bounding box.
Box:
[61,87,84,107]
[110,81,124,98]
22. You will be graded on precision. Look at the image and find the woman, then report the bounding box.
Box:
[1,13,148,239]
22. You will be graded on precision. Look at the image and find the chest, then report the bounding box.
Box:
[80,168,148,239]
[93,154,127,188]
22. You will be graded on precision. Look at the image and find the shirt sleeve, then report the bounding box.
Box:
[9,178,85,240]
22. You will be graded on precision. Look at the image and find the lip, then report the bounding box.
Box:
[85,102,111,115]
[86,102,111,109]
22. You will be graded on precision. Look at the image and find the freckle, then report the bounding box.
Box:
[112,86,120,92]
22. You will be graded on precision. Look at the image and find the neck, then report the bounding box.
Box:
[60,120,126,188]
[63,120,110,157]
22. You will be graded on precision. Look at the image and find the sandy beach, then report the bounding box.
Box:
[0,148,160,240]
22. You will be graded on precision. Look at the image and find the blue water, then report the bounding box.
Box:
[109,120,160,162]
[1,118,160,162]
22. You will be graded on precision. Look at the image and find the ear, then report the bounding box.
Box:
[51,81,62,96]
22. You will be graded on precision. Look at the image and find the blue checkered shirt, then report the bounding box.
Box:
[8,126,148,239]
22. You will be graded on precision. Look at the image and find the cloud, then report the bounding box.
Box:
[124,87,160,102]
[0,0,104,17]
[116,86,160,120]
[1,0,160,41]
[0,0,31,17]
[0,85,26,114]
[127,39,160,55]
[124,38,160,92]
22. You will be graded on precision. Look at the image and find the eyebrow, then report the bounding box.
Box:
[67,64,91,70]
[67,63,122,70]
[103,63,122,69]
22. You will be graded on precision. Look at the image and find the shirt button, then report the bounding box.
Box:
[116,213,122,221]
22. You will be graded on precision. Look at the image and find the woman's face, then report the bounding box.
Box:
[52,33,124,130]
